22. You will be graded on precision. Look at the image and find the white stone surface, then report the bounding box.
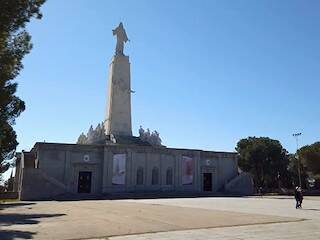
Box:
[105,54,132,136]
[109,196,320,240]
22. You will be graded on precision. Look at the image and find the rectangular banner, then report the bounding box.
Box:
[112,153,126,185]
[182,156,193,185]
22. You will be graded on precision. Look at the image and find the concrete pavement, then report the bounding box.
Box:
[110,196,320,240]
[0,196,318,240]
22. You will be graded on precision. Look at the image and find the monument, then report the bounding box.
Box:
[14,23,253,200]
[105,22,132,137]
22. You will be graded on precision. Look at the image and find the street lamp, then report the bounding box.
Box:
[292,132,302,188]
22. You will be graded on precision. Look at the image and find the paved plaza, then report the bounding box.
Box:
[0,196,319,240]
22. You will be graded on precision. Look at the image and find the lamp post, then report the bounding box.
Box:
[292,132,302,188]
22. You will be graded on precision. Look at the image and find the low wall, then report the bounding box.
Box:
[225,172,254,195]
[0,192,18,200]
[20,168,69,200]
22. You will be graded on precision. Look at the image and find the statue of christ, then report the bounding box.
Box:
[112,22,129,55]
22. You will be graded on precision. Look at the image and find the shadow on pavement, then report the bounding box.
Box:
[302,208,320,211]
[0,212,65,240]
[52,192,250,201]
[0,202,36,210]
[0,230,35,240]
[0,213,65,226]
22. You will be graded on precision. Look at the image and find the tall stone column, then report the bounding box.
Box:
[104,55,132,136]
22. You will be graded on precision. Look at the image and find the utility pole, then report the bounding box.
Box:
[292,133,302,187]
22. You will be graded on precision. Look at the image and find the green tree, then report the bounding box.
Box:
[287,154,308,188]
[236,137,290,190]
[0,0,45,179]
[299,142,320,175]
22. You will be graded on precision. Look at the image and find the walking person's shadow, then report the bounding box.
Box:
[302,208,320,211]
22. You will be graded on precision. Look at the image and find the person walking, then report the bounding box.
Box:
[297,187,303,208]
[258,186,263,197]
[294,186,300,209]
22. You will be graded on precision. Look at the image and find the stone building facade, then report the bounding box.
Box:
[17,142,252,200]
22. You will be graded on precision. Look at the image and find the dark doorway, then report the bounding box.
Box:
[203,173,212,191]
[78,171,92,193]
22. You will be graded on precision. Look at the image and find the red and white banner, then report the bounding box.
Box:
[112,154,126,185]
[182,156,193,185]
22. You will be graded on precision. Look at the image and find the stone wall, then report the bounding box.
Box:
[0,192,18,200]
[32,143,104,195]
[20,168,68,200]
[19,142,244,200]
[225,172,254,195]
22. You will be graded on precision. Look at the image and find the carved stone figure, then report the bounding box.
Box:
[112,22,129,55]
[77,133,87,144]
[76,122,106,144]
[138,126,162,146]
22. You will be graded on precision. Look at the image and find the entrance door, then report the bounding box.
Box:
[78,171,92,193]
[203,173,212,191]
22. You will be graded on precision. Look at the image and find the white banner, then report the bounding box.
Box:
[112,154,126,185]
[182,156,193,185]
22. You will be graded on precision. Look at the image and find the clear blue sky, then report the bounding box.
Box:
[11,1,320,159]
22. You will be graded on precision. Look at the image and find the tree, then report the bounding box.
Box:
[299,142,320,175]
[287,154,308,188]
[0,0,46,179]
[236,137,290,189]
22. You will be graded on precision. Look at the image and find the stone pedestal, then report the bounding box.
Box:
[105,55,132,136]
